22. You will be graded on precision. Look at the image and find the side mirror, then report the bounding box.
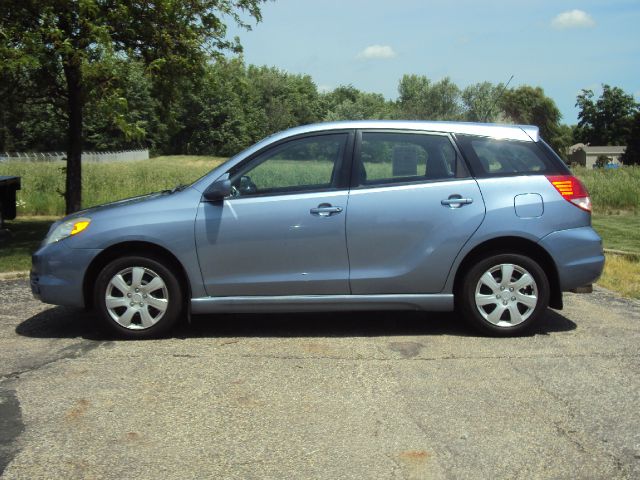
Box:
[203,174,231,202]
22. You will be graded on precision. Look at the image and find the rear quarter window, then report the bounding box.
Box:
[455,134,568,177]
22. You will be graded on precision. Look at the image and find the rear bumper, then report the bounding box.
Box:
[538,226,605,291]
[31,241,102,308]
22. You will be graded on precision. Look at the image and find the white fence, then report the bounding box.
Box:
[0,149,149,163]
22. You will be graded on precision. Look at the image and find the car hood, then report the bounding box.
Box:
[71,190,177,217]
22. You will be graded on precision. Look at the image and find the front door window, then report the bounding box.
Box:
[229,134,348,197]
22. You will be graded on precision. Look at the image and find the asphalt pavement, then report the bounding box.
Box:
[0,278,639,479]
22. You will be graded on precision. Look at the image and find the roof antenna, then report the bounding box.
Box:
[482,75,514,122]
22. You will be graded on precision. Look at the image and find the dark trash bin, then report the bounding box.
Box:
[0,176,21,228]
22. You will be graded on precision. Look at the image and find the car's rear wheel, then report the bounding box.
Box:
[94,256,183,339]
[458,253,549,336]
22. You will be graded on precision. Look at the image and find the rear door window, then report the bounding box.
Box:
[354,131,467,187]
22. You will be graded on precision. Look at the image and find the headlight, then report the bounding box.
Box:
[45,217,91,244]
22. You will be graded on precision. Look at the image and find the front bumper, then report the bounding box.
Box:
[31,241,102,308]
[538,226,605,291]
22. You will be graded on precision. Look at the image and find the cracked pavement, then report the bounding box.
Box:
[1,278,639,479]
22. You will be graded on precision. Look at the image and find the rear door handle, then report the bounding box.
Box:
[441,196,473,208]
[310,203,343,217]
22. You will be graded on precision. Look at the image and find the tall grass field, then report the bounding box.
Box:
[0,156,224,215]
[1,157,639,215]
[573,166,640,213]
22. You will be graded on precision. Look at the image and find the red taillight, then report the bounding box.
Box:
[546,175,592,212]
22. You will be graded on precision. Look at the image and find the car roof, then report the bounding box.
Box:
[271,120,539,143]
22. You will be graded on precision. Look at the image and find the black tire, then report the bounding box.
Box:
[457,253,550,336]
[94,255,184,339]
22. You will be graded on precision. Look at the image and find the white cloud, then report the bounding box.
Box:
[357,45,397,59]
[551,10,595,29]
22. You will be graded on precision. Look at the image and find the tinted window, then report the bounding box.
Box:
[229,134,347,196]
[456,135,566,177]
[356,132,461,186]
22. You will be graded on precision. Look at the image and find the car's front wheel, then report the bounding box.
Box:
[458,253,550,336]
[94,256,183,339]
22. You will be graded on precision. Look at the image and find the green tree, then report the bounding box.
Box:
[621,111,640,165]
[552,124,575,161]
[0,56,159,153]
[185,58,263,156]
[0,0,266,213]
[323,93,392,121]
[574,84,638,146]
[322,85,361,108]
[247,65,323,137]
[170,60,323,156]
[0,94,67,153]
[499,86,564,152]
[322,85,392,121]
[83,58,158,151]
[0,43,68,152]
[396,75,462,120]
[461,81,506,122]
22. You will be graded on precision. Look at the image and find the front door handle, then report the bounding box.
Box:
[310,203,343,217]
[441,195,473,208]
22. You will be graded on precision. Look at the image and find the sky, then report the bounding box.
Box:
[226,0,640,124]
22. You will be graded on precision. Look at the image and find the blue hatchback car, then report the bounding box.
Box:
[31,121,604,338]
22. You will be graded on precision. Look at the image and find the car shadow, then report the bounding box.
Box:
[15,306,577,341]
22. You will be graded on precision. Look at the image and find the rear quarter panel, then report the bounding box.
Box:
[442,175,592,292]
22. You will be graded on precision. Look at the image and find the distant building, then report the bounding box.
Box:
[566,144,626,168]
